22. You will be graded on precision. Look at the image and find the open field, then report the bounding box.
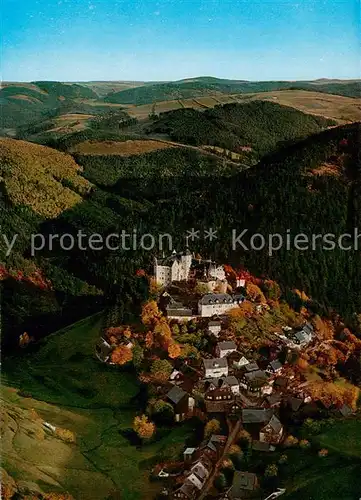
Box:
[247,90,361,123]
[71,138,175,156]
[281,419,361,499]
[78,81,146,97]
[2,314,195,499]
[124,90,361,123]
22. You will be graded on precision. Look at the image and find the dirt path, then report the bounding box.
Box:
[198,418,242,500]
[146,136,251,170]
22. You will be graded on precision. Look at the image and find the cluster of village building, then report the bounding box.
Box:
[96,251,352,499]
[152,252,321,499]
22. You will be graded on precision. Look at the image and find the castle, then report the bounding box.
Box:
[154,250,226,286]
[154,250,193,286]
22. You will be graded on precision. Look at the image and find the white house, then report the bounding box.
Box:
[216,341,237,358]
[233,356,250,369]
[208,320,222,337]
[203,358,229,378]
[198,293,244,317]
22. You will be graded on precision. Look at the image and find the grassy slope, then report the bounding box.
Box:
[280,420,361,499]
[2,314,195,499]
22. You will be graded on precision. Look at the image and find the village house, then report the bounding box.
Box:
[242,408,274,425]
[183,447,197,463]
[95,337,113,363]
[208,319,222,337]
[259,414,284,444]
[292,322,314,347]
[166,385,195,422]
[169,369,184,384]
[166,302,195,320]
[198,293,244,317]
[216,340,237,358]
[205,382,234,413]
[240,369,269,396]
[203,357,229,378]
[154,250,193,286]
[236,274,246,289]
[252,440,276,452]
[243,362,260,372]
[185,460,210,489]
[171,481,198,500]
[228,353,250,370]
[200,434,226,461]
[225,471,259,500]
[266,360,283,374]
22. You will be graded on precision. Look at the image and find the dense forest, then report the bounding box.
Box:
[1,120,360,349]
[147,101,335,157]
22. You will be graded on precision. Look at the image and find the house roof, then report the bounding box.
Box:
[184,447,196,455]
[244,370,268,387]
[242,408,274,424]
[231,471,258,492]
[203,358,228,370]
[209,320,222,327]
[295,331,311,343]
[274,376,288,388]
[266,393,282,406]
[166,308,193,316]
[288,396,303,412]
[176,481,197,499]
[206,376,239,388]
[199,293,233,305]
[244,362,259,372]
[190,461,209,481]
[167,385,187,405]
[252,440,275,452]
[95,339,113,362]
[263,414,283,433]
[269,360,282,371]
[340,404,352,417]
[217,341,237,351]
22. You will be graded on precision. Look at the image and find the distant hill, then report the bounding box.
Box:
[104,79,361,105]
[146,101,335,158]
[0,81,99,130]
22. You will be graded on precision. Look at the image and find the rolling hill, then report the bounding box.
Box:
[103,79,361,105]
[1,119,361,350]
[2,314,197,499]
[145,100,335,158]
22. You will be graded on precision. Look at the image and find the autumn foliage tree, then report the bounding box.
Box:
[150,359,173,382]
[141,300,162,328]
[133,415,155,440]
[246,283,266,304]
[168,341,182,359]
[204,418,221,438]
[110,345,133,365]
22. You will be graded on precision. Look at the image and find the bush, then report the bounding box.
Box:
[318,448,329,457]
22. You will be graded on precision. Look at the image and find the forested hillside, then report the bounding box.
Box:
[1,122,360,349]
[146,101,335,157]
[104,79,361,105]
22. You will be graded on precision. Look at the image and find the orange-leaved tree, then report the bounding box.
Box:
[141,300,162,328]
[110,345,133,365]
[168,341,182,359]
[133,415,155,440]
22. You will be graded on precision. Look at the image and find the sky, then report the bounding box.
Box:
[2,0,360,81]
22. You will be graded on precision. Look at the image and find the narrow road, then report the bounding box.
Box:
[198,418,242,500]
[147,135,251,170]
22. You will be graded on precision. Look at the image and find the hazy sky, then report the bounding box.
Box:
[2,0,360,81]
